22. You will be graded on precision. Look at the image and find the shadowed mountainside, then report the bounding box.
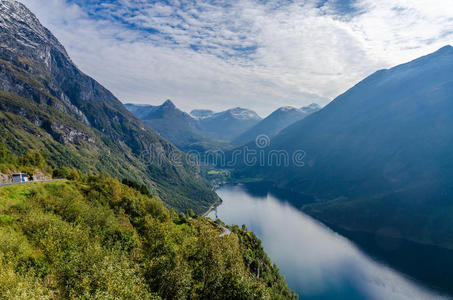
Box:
[236,46,453,249]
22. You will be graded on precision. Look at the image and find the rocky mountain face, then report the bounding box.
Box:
[233,104,321,145]
[237,46,453,248]
[0,0,217,213]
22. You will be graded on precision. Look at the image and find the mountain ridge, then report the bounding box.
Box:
[236,45,453,249]
[126,102,262,148]
[234,103,321,145]
[0,0,217,213]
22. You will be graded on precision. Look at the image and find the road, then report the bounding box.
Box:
[219,226,231,237]
[0,179,65,187]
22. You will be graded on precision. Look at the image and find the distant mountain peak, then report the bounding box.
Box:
[224,107,261,120]
[305,103,321,108]
[277,106,301,113]
[233,104,319,145]
[162,99,176,109]
[190,109,215,119]
[301,103,322,114]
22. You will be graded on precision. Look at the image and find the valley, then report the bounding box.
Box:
[1,0,453,299]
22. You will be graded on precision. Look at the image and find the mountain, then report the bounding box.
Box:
[300,103,322,114]
[0,0,217,213]
[127,103,262,147]
[233,104,321,145]
[236,46,453,249]
[125,101,228,151]
[198,107,262,141]
[123,102,159,120]
[191,109,215,119]
[125,100,202,139]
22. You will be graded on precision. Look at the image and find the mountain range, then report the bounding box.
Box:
[237,45,453,249]
[126,102,263,149]
[233,104,321,145]
[126,101,321,150]
[0,2,299,298]
[125,100,223,152]
[0,0,217,213]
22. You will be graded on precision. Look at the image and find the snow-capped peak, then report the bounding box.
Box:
[225,107,261,120]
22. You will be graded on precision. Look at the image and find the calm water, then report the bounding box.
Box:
[208,184,448,300]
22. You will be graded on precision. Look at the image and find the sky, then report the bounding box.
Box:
[19,0,453,116]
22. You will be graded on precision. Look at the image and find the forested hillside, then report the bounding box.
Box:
[0,175,296,299]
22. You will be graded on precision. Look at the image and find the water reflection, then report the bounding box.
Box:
[209,184,447,300]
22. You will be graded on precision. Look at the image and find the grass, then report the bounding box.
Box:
[0,181,68,211]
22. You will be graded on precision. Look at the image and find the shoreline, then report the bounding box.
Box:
[202,197,223,217]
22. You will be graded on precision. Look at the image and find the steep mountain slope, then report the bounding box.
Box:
[125,101,229,151]
[0,0,217,213]
[237,46,453,248]
[234,104,321,145]
[199,107,262,141]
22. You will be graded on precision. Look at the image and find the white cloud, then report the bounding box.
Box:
[18,0,453,116]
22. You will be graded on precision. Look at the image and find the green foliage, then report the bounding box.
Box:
[52,166,80,180]
[122,178,151,196]
[17,150,47,170]
[0,177,297,299]
[232,225,298,300]
[0,143,51,176]
[0,89,217,214]
[186,208,195,218]
[0,143,15,165]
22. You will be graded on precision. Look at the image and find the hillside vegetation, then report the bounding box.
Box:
[0,89,217,213]
[0,0,217,214]
[0,176,296,299]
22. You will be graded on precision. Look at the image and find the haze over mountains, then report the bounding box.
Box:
[126,101,321,150]
[234,104,321,145]
[0,0,217,213]
[237,45,453,249]
[125,101,228,152]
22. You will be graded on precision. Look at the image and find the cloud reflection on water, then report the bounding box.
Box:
[211,185,446,300]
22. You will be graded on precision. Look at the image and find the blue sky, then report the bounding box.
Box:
[20,0,453,116]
